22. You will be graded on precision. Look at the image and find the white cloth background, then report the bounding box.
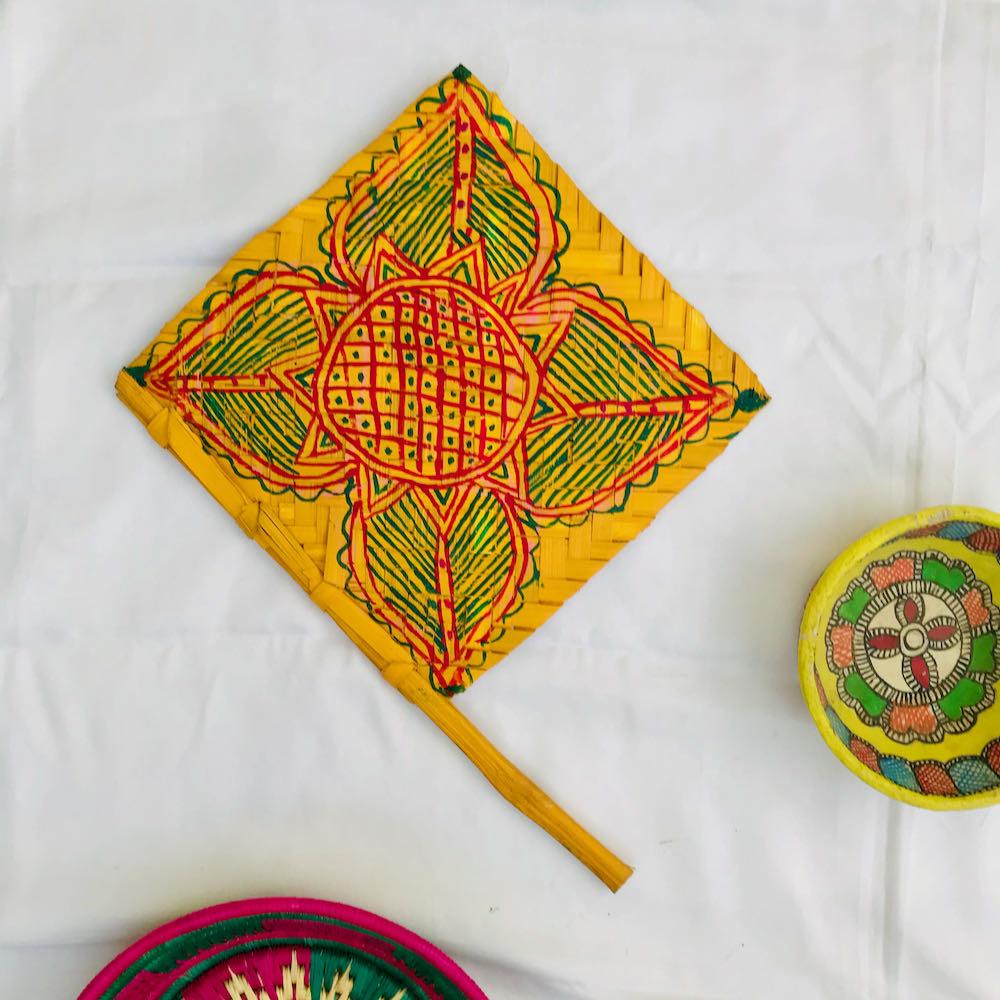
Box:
[3,1,1000,997]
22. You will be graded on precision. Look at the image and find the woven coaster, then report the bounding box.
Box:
[78,897,486,999]
[800,505,1000,807]
[118,66,768,888]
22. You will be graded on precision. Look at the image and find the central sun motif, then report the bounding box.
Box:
[316,264,540,486]
[131,68,766,695]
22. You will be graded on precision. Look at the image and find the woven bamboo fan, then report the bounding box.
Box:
[78,897,487,999]
[117,66,768,890]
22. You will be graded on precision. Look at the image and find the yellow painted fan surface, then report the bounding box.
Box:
[118,66,768,889]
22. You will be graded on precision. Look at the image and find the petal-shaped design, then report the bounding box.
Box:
[326,78,559,298]
[346,481,534,691]
[119,67,768,709]
[867,629,901,657]
[144,267,357,494]
[512,288,733,517]
[870,556,915,589]
[829,624,855,668]
[898,595,923,625]
[926,616,960,647]
[887,703,938,738]
[904,653,937,691]
[963,587,991,627]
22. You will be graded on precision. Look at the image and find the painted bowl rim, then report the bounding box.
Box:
[799,503,1000,809]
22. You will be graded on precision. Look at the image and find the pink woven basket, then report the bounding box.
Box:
[79,896,487,999]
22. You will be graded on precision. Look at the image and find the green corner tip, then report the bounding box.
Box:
[452,64,472,83]
[734,387,769,413]
[123,363,149,387]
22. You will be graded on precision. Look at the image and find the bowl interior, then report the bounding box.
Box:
[800,506,1000,807]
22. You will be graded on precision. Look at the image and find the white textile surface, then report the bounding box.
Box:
[3,1,1000,997]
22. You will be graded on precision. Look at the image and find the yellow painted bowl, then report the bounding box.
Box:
[800,506,1000,808]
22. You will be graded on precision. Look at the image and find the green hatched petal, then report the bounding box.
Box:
[142,271,355,494]
[183,286,318,377]
[543,295,702,405]
[449,490,511,636]
[343,126,457,273]
[353,486,531,686]
[195,390,306,474]
[465,133,543,285]
[327,89,557,288]
[526,413,680,512]
[522,290,725,517]
[359,490,444,657]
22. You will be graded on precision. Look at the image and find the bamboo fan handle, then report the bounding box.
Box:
[115,375,632,892]
[383,662,634,892]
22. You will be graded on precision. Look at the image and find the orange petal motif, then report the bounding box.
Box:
[963,588,990,627]
[870,556,914,590]
[888,704,938,737]
[829,625,855,668]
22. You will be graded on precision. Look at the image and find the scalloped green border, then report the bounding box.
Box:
[122,68,769,692]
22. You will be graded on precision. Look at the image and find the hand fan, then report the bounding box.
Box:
[118,66,768,890]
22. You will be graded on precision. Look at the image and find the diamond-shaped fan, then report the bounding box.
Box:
[118,67,768,890]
